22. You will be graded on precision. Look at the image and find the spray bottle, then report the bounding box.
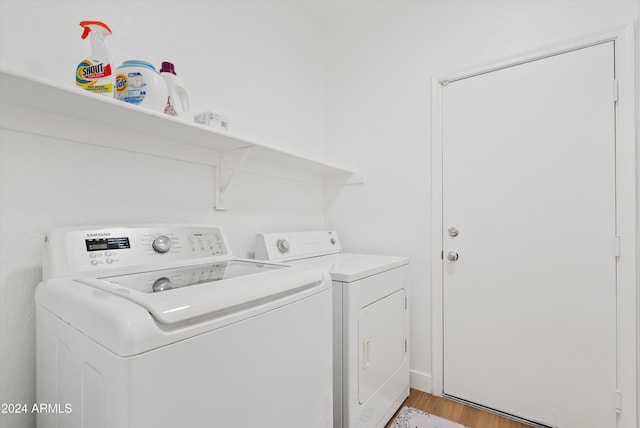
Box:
[159,61,191,119]
[75,21,113,96]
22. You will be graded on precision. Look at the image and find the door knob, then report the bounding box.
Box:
[448,227,459,237]
[447,251,459,261]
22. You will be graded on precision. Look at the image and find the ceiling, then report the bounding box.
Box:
[293,0,380,24]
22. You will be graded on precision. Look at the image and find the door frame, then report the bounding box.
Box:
[430,24,637,428]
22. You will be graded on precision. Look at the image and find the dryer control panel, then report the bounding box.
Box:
[43,225,229,280]
[255,230,342,262]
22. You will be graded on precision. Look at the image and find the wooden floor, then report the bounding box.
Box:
[385,389,533,428]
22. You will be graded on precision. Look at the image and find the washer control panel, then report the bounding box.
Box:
[44,225,229,278]
[255,230,342,261]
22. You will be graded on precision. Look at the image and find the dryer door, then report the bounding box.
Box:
[358,288,406,404]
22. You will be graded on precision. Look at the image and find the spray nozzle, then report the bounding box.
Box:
[79,20,112,40]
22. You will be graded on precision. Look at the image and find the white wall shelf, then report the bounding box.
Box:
[0,70,364,210]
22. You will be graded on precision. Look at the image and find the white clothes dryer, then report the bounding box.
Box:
[255,230,409,428]
[36,224,333,428]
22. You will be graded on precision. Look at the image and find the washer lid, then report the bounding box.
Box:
[75,260,324,324]
[289,253,409,282]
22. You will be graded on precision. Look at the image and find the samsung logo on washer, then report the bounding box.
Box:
[86,232,111,237]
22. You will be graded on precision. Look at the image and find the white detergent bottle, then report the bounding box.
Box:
[75,21,114,96]
[159,62,191,119]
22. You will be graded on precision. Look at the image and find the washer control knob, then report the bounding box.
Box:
[152,235,172,253]
[152,277,172,293]
[276,239,290,254]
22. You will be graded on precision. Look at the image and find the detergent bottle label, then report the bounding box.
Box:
[114,72,147,105]
[76,59,113,94]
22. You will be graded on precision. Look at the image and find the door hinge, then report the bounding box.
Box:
[405,339,408,353]
[441,250,443,260]
[613,236,621,258]
[615,389,622,413]
[405,296,408,310]
[613,80,619,103]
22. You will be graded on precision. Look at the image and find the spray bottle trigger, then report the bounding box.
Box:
[79,21,112,39]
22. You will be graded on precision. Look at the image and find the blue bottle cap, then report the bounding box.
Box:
[118,60,157,72]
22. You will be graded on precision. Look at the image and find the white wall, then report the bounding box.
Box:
[0,2,327,428]
[1,2,639,428]
[323,0,639,393]
[636,2,640,424]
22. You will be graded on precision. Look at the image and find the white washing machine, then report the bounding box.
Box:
[36,224,333,428]
[255,230,409,428]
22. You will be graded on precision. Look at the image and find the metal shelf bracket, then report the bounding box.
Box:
[214,146,252,211]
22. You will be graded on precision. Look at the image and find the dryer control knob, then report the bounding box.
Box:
[152,235,172,253]
[276,239,290,254]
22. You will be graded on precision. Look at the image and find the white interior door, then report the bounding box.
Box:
[442,42,617,428]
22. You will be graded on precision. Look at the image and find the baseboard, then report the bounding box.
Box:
[409,370,432,393]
